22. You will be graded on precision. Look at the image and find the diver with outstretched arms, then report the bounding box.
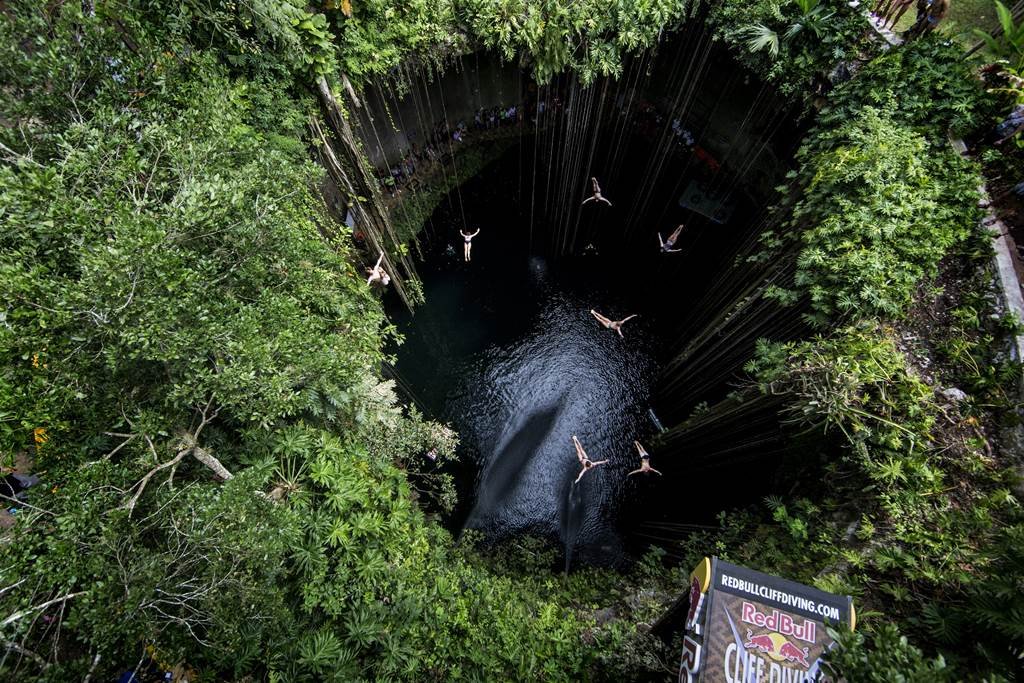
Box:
[460,228,480,262]
[658,224,685,253]
[572,435,608,484]
[581,177,612,206]
[366,251,391,287]
[590,309,637,338]
[628,440,662,477]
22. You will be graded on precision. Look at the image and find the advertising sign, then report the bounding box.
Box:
[679,557,854,683]
[678,180,735,224]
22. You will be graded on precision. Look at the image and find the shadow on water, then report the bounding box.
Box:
[386,110,787,566]
[464,402,563,533]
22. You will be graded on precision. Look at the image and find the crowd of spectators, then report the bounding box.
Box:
[375,92,720,197]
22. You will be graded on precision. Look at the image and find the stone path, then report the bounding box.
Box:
[866,12,905,46]
[951,137,1024,362]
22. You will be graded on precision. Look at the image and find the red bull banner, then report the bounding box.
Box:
[679,557,854,683]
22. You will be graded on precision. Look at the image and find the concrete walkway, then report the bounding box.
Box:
[951,137,1024,362]
[866,13,905,47]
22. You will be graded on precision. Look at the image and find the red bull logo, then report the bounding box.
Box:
[742,630,811,670]
[778,641,810,668]
[740,602,816,643]
[742,630,774,653]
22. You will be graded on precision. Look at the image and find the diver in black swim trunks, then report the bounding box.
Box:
[628,441,662,477]
[461,228,480,261]
[572,435,608,485]
[581,177,612,207]
[658,224,685,253]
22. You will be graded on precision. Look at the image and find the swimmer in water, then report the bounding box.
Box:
[658,224,685,253]
[628,441,662,477]
[590,309,638,337]
[572,435,608,485]
[461,228,480,262]
[366,251,391,287]
[581,177,612,207]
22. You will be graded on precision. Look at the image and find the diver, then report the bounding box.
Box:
[658,224,685,253]
[572,435,609,485]
[590,309,638,338]
[461,228,481,262]
[628,441,662,477]
[366,251,391,287]
[581,177,612,207]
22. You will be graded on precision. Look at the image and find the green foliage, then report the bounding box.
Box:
[1,1,1019,681]
[0,463,301,678]
[823,623,954,682]
[460,0,692,84]
[0,3,667,680]
[740,319,1023,678]
[941,522,1024,672]
[712,0,873,95]
[748,323,938,472]
[260,425,595,681]
[785,108,981,325]
[197,0,697,86]
[162,0,339,76]
[932,256,1024,406]
[743,24,783,58]
[0,56,390,452]
[817,37,998,137]
[973,0,1024,69]
[740,0,837,61]
[333,0,461,81]
[730,55,1009,677]
[0,4,543,678]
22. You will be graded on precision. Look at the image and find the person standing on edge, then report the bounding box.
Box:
[907,0,947,37]
[879,0,915,28]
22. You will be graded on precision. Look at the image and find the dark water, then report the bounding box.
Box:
[387,120,751,566]
[386,61,798,563]
[391,231,666,567]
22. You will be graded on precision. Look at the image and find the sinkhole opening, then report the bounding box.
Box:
[376,40,808,568]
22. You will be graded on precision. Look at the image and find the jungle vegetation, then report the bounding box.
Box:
[1,0,1022,681]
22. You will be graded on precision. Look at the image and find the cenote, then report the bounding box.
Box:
[377,35,806,569]
[11,0,1022,678]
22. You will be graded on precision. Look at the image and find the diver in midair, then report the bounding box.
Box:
[461,228,480,261]
[581,177,612,206]
[628,441,662,477]
[590,310,637,338]
[572,435,609,484]
[366,251,391,287]
[658,224,685,253]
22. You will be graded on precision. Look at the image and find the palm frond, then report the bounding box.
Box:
[742,24,781,58]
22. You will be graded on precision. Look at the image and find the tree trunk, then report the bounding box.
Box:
[314,76,421,310]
